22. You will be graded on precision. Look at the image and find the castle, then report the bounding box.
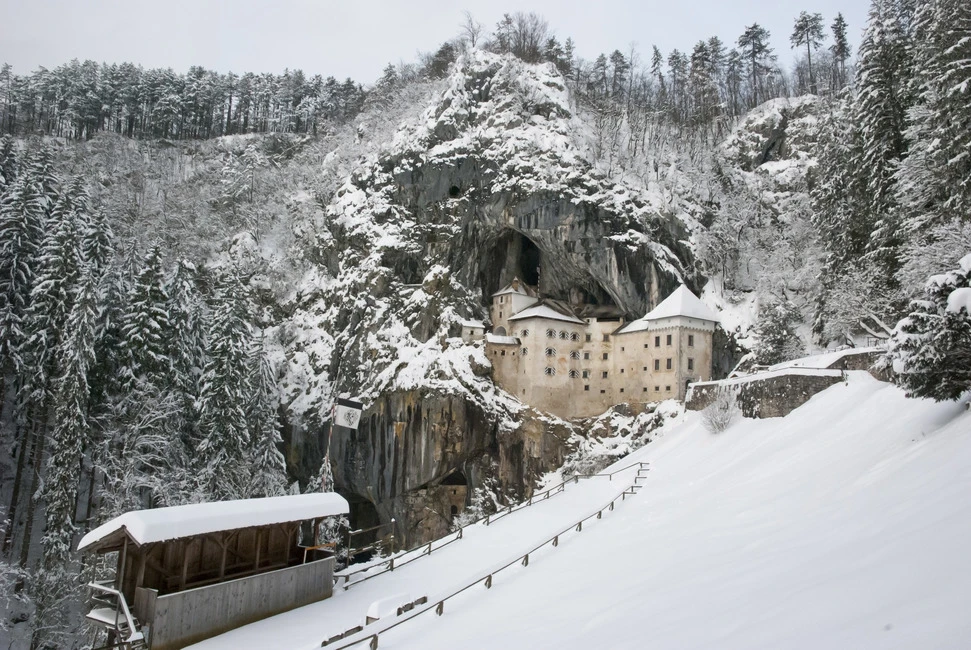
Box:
[472,279,720,419]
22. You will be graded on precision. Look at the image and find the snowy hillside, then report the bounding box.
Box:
[192,374,971,649]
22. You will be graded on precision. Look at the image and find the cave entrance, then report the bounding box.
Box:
[485,230,542,297]
[344,495,384,562]
[441,471,469,521]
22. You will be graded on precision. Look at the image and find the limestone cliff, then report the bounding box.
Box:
[277,52,701,547]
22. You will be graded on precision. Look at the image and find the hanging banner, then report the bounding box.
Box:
[334,397,364,430]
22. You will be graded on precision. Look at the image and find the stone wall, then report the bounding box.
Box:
[686,370,845,419]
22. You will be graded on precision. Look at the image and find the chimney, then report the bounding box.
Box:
[512,278,520,291]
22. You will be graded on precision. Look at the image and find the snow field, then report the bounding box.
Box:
[194,372,971,649]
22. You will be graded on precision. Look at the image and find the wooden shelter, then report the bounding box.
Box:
[78,493,349,650]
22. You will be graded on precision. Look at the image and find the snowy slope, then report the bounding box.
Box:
[193,375,971,649]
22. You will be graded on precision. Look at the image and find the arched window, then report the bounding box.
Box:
[521,329,530,337]
[545,347,556,357]
[568,369,580,378]
[546,328,556,338]
[570,332,580,341]
[544,367,556,376]
[570,350,581,360]
[559,331,567,339]
[521,348,528,356]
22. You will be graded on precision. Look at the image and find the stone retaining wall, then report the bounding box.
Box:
[686,371,845,419]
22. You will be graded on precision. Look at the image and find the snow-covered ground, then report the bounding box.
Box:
[193,373,971,649]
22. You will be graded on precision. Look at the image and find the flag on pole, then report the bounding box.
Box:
[334,397,364,430]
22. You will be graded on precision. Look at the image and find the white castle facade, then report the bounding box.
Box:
[474,279,720,419]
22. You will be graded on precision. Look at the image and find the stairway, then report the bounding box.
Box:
[85,582,148,649]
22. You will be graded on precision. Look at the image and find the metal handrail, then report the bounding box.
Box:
[334,461,650,590]
[87,582,143,642]
[323,462,649,649]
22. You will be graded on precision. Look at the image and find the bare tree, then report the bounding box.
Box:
[460,11,483,50]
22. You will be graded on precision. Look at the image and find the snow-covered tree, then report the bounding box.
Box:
[791,12,826,94]
[701,385,741,433]
[753,300,805,365]
[247,339,288,498]
[118,245,172,391]
[887,254,971,401]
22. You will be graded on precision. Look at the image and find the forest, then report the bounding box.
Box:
[1,1,970,648]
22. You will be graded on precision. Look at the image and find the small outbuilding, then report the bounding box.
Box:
[78,492,349,650]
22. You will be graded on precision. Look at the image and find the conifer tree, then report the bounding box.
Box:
[753,300,805,365]
[737,23,774,108]
[196,272,253,500]
[791,12,826,94]
[830,13,853,90]
[247,338,288,498]
[118,245,172,391]
[887,254,971,400]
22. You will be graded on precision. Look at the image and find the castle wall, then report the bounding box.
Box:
[487,314,716,420]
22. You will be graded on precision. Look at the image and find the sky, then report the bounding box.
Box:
[2,0,871,84]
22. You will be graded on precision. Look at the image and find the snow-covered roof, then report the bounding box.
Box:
[461,319,485,329]
[508,304,585,325]
[618,285,719,333]
[486,333,520,345]
[492,279,530,298]
[77,492,349,552]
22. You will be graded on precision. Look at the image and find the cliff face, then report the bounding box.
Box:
[278,52,699,547]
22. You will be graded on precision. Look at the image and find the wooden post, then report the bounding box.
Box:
[118,537,128,593]
[180,540,189,591]
[254,529,262,570]
[219,533,227,580]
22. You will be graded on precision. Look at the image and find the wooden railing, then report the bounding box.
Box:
[321,462,649,649]
[333,461,650,592]
[86,581,144,644]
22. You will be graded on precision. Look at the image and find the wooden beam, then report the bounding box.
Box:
[219,532,227,580]
[180,539,189,591]
[253,529,261,570]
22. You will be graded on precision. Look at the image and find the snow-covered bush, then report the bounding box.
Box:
[753,300,805,365]
[701,386,741,433]
[887,254,971,401]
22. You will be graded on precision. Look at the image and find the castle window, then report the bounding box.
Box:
[688,358,694,371]
[521,329,530,337]
[620,388,624,393]
[570,351,581,360]
[621,347,625,352]
[666,358,672,370]
[499,311,503,318]
[584,352,590,360]
[584,385,590,391]
[655,386,660,392]
[522,348,528,356]
[569,370,580,378]
[600,389,606,394]
[666,334,672,346]
[654,359,660,371]
[643,387,648,392]
[602,371,608,378]
[582,370,590,378]
[585,334,591,342]
[545,367,556,376]
[501,350,506,356]
[559,331,567,340]
[643,366,647,371]
[620,369,624,373]
[545,347,556,357]
[602,353,608,360]
[665,385,671,392]
[644,343,649,349]
[688,334,695,347]
[499,296,504,303]
[546,329,556,338]
[654,336,660,347]
[603,334,610,342]
[571,332,580,341]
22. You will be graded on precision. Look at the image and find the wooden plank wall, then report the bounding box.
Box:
[146,556,335,650]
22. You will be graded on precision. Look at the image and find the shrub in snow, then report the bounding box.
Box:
[753,300,805,365]
[887,254,971,401]
[702,386,741,434]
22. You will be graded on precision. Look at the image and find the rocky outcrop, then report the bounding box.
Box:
[279,52,702,547]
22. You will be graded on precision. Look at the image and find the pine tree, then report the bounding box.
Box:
[887,254,971,400]
[247,339,288,498]
[737,23,774,108]
[118,245,172,391]
[791,12,826,94]
[753,300,806,365]
[830,13,853,90]
[196,272,253,500]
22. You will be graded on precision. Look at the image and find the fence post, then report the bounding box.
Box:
[576,521,582,532]
[484,574,492,589]
[369,634,378,650]
[522,554,529,567]
[389,557,394,571]
[436,602,444,616]
[552,535,558,547]
[457,527,463,539]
